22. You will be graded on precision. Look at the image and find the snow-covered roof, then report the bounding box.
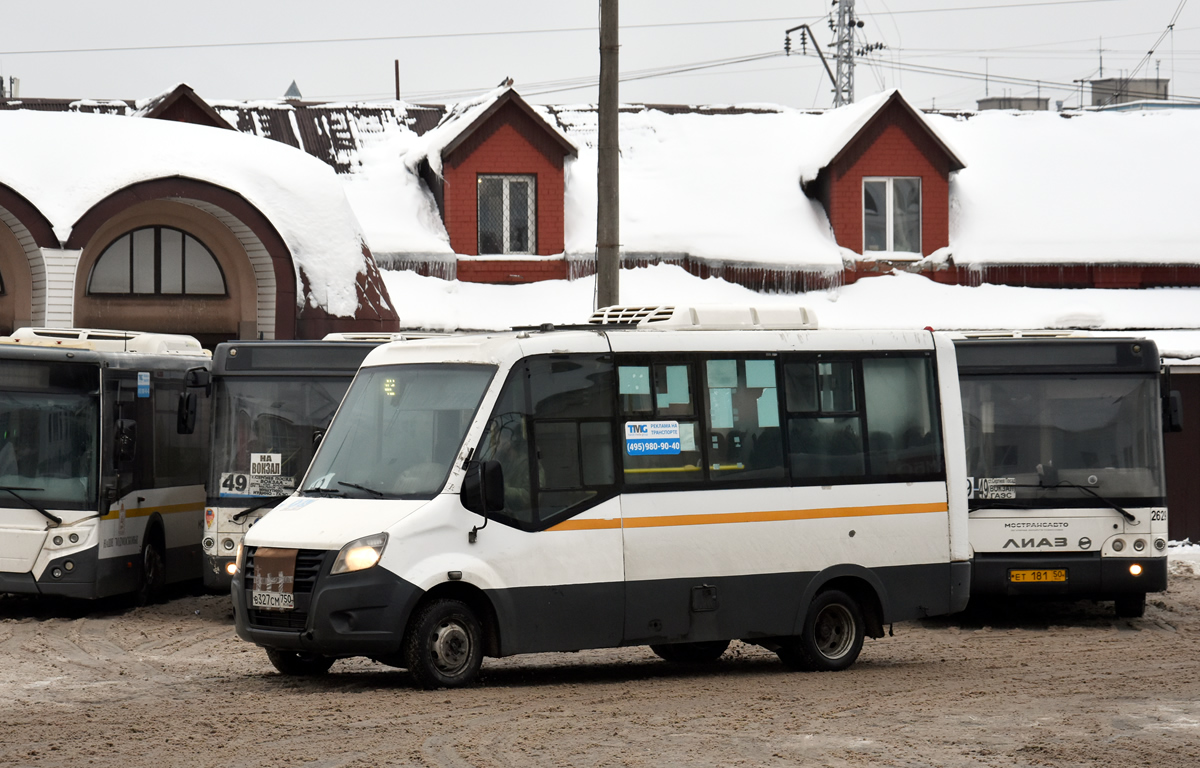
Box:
[0,109,375,317]
[932,108,1200,266]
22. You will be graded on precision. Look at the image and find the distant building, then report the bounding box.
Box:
[1091,78,1169,106]
[976,96,1048,111]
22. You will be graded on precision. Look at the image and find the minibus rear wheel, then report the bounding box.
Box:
[777,589,865,672]
[402,598,484,689]
[649,640,730,663]
[265,648,335,676]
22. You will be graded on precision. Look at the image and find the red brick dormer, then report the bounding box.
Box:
[805,91,964,280]
[420,88,577,283]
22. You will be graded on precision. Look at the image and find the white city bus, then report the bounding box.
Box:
[233,306,970,687]
[0,328,211,601]
[955,334,1171,617]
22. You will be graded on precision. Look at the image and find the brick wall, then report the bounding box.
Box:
[827,105,953,257]
[442,100,566,256]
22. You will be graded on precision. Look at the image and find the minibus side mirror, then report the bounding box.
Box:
[1165,390,1184,433]
[177,391,198,435]
[461,460,505,515]
[312,428,326,448]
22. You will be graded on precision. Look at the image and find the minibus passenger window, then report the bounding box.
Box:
[862,357,943,479]
[619,362,703,486]
[784,360,866,481]
[704,358,785,483]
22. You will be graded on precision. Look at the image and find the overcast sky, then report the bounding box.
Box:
[3,0,1196,111]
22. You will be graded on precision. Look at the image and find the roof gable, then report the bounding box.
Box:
[827,90,965,173]
[134,83,233,130]
[440,88,576,161]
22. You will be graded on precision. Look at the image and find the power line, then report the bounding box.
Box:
[0,1,1128,57]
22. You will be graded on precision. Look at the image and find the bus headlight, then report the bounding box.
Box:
[1112,539,1125,552]
[331,533,388,575]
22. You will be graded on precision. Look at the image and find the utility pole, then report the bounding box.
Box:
[831,0,859,106]
[596,0,620,309]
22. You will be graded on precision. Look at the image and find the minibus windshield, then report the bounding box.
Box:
[302,364,496,500]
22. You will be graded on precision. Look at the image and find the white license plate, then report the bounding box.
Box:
[252,590,295,610]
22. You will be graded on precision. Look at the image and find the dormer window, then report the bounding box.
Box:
[863,177,921,254]
[478,174,536,255]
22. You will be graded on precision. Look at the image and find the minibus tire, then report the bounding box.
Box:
[402,599,484,689]
[1114,592,1146,618]
[265,648,335,676]
[649,640,730,663]
[777,589,865,672]
[136,536,166,606]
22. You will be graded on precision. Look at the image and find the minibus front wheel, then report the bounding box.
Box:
[402,598,484,689]
[777,589,865,672]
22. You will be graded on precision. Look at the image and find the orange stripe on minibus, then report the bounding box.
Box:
[547,502,947,532]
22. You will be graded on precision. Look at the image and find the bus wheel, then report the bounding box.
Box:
[402,599,483,689]
[1115,593,1146,618]
[778,589,865,672]
[136,536,166,606]
[265,648,335,676]
[650,640,730,663]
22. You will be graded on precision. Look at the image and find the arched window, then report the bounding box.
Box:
[89,226,226,296]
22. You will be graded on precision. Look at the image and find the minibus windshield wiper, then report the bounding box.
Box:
[231,495,292,523]
[0,486,62,526]
[338,481,384,497]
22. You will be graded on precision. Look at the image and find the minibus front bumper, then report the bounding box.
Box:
[233,555,424,659]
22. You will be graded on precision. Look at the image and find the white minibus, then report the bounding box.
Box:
[233,306,970,687]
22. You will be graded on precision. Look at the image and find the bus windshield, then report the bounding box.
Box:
[302,364,496,500]
[0,361,100,511]
[961,374,1164,507]
[210,376,352,499]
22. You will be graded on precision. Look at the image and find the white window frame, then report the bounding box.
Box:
[477,174,537,255]
[862,176,922,255]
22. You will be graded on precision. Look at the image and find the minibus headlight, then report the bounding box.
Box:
[234,541,244,574]
[331,533,388,575]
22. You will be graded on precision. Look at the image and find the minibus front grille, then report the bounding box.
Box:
[243,547,328,631]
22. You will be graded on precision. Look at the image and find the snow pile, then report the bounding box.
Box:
[0,109,372,316]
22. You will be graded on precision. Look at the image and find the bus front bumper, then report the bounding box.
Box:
[233,564,425,659]
[0,546,100,599]
[973,552,1168,598]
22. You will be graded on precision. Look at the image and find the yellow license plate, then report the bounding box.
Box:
[1009,569,1067,583]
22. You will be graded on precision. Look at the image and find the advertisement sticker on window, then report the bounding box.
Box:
[625,421,682,455]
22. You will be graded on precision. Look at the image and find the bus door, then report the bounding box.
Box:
[616,355,793,645]
[471,352,624,654]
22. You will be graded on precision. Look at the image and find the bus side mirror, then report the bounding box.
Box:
[461,460,504,515]
[185,367,212,397]
[1166,390,1184,433]
[177,391,198,434]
